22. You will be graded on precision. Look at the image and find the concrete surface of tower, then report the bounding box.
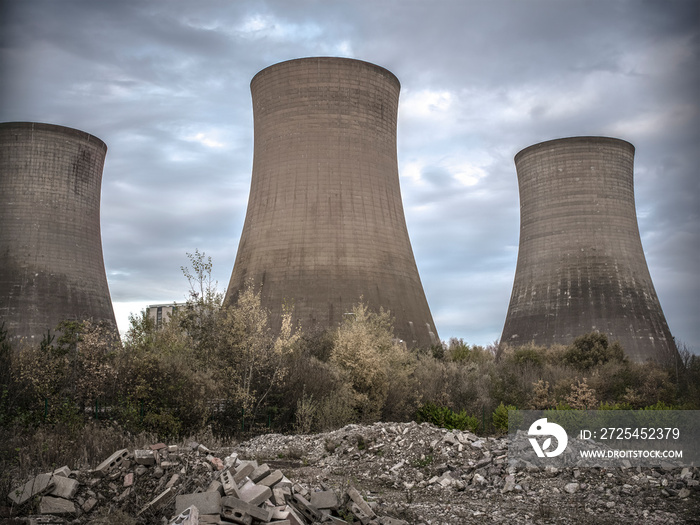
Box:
[225,57,438,347]
[0,122,117,343]
[501,136,676,363]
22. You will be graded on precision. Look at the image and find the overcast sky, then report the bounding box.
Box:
[1,0,698,351]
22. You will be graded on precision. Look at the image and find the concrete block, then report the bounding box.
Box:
[276,476,293,489]
[166,474,180,490]
[233,462,255,485]
[207,479,224,495]
[271,506,290,519]
[48,476,79,499]
[115,487,132,502]
[52,466,71,478]
[290,493,321,523]
[291,483,307,497]
[199,515,225,524]
[150,442,167,451]
[224,452,239,469]
[283,505,307,525]
[221,496,272,523]
[8,473,56,505]
[220,470,240,497]
[170,504,199,525]
[249,463,271,483]
[237,480,271,506]
[347,485,375,518]
[258,469,283,488]
[349,502,371,524]
[39,496,76,515]
[271,487,289,506]
[134,449,156,466]
[221,512,252,525]
[310,490,338,510]
[82,497,98,513]
[175,491,222,515]
[94,448,129,477]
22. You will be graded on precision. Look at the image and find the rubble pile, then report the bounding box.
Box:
[5,421,699,524]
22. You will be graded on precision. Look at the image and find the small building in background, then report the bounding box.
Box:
[146,303,179,329]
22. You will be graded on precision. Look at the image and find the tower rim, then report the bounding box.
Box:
[250,56,401,91]
[0,121,108,152]
[514,136,635,164]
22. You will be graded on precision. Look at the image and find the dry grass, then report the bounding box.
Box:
[0,421,157,501]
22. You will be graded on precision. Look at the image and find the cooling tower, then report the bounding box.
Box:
[225,57,438,347]
[0,122,116,343]
[501,136,676,363]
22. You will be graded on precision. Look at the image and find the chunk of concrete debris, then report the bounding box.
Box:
[39,496,76,515]
[258,469,284,488]
[169,504,199,525]
[272,487,290,506]
[175,491,222,515]
[94,448,129,477]
[237,480,272,506]
[48,476,79,499]
[249,463,271,483]
[346,485,376,519]
[165,473,180,490]
[233,462,256,484]
[564,482,580,494]
[134,449,156,466]
[207,479,224,495]
[8,473,56,505]
[310,489,338,510]
[502,474,516,493]
[51,466,71,478]
[224,452,239,469]
[82,496,98,513]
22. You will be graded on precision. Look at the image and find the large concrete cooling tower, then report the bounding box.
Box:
[225,57,437,347]
[0,122,116,343]
[501,136,676,363]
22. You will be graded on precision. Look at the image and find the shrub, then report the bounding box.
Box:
[415,402,479,433]
[510,346,544,367]
[565,378,598,409]
[492,402,517,433]
[528,379,552,409]
[330,302,412,422]
[563,332,625,370]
